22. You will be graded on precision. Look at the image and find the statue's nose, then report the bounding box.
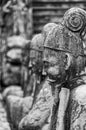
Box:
[42,67,47,76]
[43,57,47,62]
[28,60,32,68]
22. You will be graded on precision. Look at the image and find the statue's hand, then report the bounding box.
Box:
[19,104,50,130]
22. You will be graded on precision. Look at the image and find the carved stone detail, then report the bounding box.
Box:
[63,8,86,34]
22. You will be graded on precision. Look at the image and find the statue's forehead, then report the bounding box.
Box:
[43,47,64,63]
[30,49,42,60]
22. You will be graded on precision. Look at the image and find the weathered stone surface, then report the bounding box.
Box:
[2,86,23,100]
[19,79,53,130]
[61,7,86,130]
[7,95,33,128]
[25,33,44,97]
[42,23,57,41]
[42,23,72,130]
[0,93,11,130]
[19,23,69,130]
[63,7,86,34]
[19,7,86,130]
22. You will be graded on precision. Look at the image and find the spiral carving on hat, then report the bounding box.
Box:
[63,8,86,32]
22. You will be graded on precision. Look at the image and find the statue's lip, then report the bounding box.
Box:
[47,77,56,83]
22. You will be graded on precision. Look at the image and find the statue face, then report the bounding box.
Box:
[29,49,43,74]
[43,48,67,83]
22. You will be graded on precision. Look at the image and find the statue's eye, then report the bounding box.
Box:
[43,61,49,68]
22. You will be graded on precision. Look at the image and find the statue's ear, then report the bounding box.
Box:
[65,53,72,70]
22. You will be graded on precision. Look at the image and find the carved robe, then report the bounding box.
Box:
[67,75,86,130]
[19,78,56,130]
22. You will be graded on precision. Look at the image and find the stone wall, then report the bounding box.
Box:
[33,0,86,34]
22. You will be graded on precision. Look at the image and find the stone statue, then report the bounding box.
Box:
[62,7,86,130]
[18,23,64,130]
[26,23,58,96]
[1,35,29,91]
[18,23,59,130]
[19,7,86,130]
[4,33,44,129]
[25,33,44,98]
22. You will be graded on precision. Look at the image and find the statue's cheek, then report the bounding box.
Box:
[48,65,59,75]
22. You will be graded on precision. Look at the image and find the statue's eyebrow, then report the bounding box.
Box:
[30,47,43,53]
[43,45,84,58]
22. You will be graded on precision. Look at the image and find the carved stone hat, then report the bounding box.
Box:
[30,33,44,52]
[44,22,84,58]
[42,23,57,40]
[63,7,86,36]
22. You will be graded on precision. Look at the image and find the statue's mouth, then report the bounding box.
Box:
[47,76,59,83]
[47,73,64,84]
[47,77,56,83]
[49,73,61,80]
